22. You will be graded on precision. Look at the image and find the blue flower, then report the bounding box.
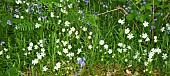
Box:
[77,57,86,67]
[167,30,170,34]
[7,20,12,25]
[84,0,89,4]
[150,25,156,32]
[74,57,86,76]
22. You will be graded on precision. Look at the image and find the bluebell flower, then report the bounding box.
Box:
[0,41,5,45]
[77,57,86,67]
[7,20,12,25]
[74,67,82,76]
[150,25,156,32]
[74,57,86,76]
[84,0,89,4]
[167,30,170,34]
[15,9,20,14]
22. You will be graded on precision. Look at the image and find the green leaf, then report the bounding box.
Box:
[6,67,18,76]
[140,6,145,11]
[135,0,142,4]
[139,14,145,22]
[126,14,134,20]
[1,0,15,3]
[146,4,152,10]
[84,14,99,28]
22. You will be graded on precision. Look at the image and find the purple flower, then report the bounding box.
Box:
[167,30,170,34]
[15,9,20,14]
[77,57,86,67]
[74,57,86,76]
[150,25,156,32]
[84,0,89,4]
[0,41,5,45]
[7,20,12,25]
[74,67,82,76]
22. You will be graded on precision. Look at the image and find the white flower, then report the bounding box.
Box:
[155,48,161,54]
[127,46,131,49]
[62,28,65,32]
[68,30,72,35]
[35,23,41,28]
[65,21,70,26]
[154,36,157,40]
[89,32,93,35]
[58,20,61,24]
[144,62,148,66]
[118,19,125,25]
[77,48,82,54]
[56,39,60,43]
[57,51,62,55]
[143,21,149,27]
[162,53,168,60]
[148,52,154,59]
[24,53,27,56]
[68,4,73,8]
[54,62,61,71]
[160,27,165,32]
[51,12,54,17]
[20,16,24,19]
[22,48,25,51]
[112,54,115,58]
[117,48,122,53]
[76,35,79,39]
[125,59,128,62]
[63,48,68,54]
[4,48,8,52]
[123,48,127,52]
[27,46,32,51]
[62,41,68,46]
[148,58,153,62]
[127,33,134,40]
[154,40,157,43]
[141,33,148,39]
[41,48,45,52]
[145,37,150,42]
[37,53,42,59]
[104,44,108,49]
[67,52,74,57]
[0,51,3,55]
[39,40,43,44]
[38,17,41,21]
[39,44,44,47]
[118,43,123,47]
[166,23,170,27]
[43,66,48,71]
[167,27,170,30]
[138,39,142,42]
[61,8,68,14]
[88,36,92,39]
[75,31,78,35]
[108,49,112,54]
[68,45,72,49]
[122,44,126,48]
[99,40,104,45]
[29,42,33,47]
[6,55,10,59]
[41,52,46,57]
[16,0,22,4]
[32,59,38,65]
[70,27,75,32]
[88,45,92,49]
[125,28,130,34]
[34,45,38,49]
[82,27,87,31]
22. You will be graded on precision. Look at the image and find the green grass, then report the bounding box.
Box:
[0,0,170,76]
